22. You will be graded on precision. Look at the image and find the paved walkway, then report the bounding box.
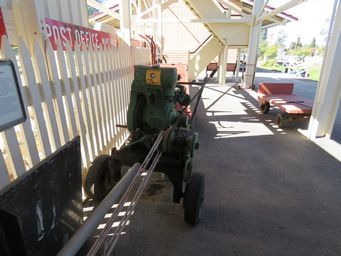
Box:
[111,80,341,256]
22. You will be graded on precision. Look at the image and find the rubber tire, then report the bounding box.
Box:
[184,172,205,226]
[84,155,112,201]
[260,102,270,114]
[275,113,287,128]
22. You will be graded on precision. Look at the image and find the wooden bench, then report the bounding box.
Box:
[206,62,237,76]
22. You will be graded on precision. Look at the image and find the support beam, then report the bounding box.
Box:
[119,0,131,45]
[137,17,252,23]
[308,0,341,139]
[87,0,120,20]
[219,43,228,85]
[243,0,264,88]
[258,0,307,22]
[235,48,241,81]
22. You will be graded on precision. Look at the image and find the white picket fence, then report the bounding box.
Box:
[0,36,150,188]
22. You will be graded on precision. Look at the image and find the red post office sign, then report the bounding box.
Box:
[0,8,7,46]
[44,18,119,50]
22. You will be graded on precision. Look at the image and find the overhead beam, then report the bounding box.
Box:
[137,0,171,18]
[87,0,120,20]
[258,0,307,22]
[137,17,252,23]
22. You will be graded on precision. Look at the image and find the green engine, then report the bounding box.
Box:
[85,65,206,226]
[127,66,189,133]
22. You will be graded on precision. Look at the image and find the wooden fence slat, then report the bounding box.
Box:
[123,47,130,119]
[69,1,81,26]
[58,0,71,23]
[99,46,111,150]
[88,46,104,152]
[118,47,128,145]
[79,0,89,27]
[107,46,118,143]
[1,129,26,178]
[94,46,109,148]
[123,47,130,111]
[56,43,78,138]
[81,42,100,154]
[75,44,96,159]
[0,151,10,188]
[112,48,124,145]
[110,46,122,146]
[46,40,69,144]
[101,45,114,145]
[18,38,52,157]
[34,39,61,151]
[65,42,90,166]
[118,48,127,129]
[46,0,59,20]
[2,37,40,166]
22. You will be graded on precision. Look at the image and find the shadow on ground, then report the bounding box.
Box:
[92,83,341,256]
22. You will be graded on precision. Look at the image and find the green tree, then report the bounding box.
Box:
[295,37,303,48]
[276,29,287,47]
[310,37,317,48]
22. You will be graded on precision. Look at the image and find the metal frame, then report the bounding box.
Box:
[0,60,26,132]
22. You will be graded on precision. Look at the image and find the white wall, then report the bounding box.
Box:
[162,0,210,51]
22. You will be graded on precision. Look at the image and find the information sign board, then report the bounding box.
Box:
[0,60,26,132]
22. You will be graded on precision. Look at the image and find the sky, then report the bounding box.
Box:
[267,0,336,47]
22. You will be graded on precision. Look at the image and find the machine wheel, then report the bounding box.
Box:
[260,102,270,114]
[184,172,205,226]
[84,155,114,201]
[275,113,287,128]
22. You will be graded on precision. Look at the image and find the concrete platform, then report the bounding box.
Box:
[110,82,341,256]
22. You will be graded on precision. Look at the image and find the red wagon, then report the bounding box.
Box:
[257,83,313,127]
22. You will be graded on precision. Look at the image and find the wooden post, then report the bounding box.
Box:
[308,0,341,139]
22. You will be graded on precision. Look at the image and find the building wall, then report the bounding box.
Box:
[162,0,210,51]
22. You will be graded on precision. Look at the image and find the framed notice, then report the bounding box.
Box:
[0,60,26,132]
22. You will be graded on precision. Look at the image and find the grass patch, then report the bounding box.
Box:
[307,65,321,81]
[259,63,285,72]
[260,62,322,81]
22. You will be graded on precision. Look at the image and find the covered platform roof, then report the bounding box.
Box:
[89,0,298,29]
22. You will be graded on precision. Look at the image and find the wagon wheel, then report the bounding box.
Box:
[260,102,270,114]
[275,113,287,128]
[84,155,120,201]
[184,172,205,226]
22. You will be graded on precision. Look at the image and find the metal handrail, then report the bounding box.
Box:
[189,34,213,55]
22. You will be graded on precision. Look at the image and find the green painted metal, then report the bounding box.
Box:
[127,66,181,132]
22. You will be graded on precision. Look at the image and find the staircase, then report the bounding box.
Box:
[175,0,224,80]
[163,50,189,64]
[160,0,250,80]
[188,36,222,80]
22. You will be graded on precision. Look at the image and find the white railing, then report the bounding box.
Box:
[0,36,150,188]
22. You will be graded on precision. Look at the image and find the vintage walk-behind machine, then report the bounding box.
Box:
[84,65,217,228]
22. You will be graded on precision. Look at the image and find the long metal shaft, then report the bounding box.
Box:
[56,163,141,256]
[87,131,164,255]
[104,149,163,255]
